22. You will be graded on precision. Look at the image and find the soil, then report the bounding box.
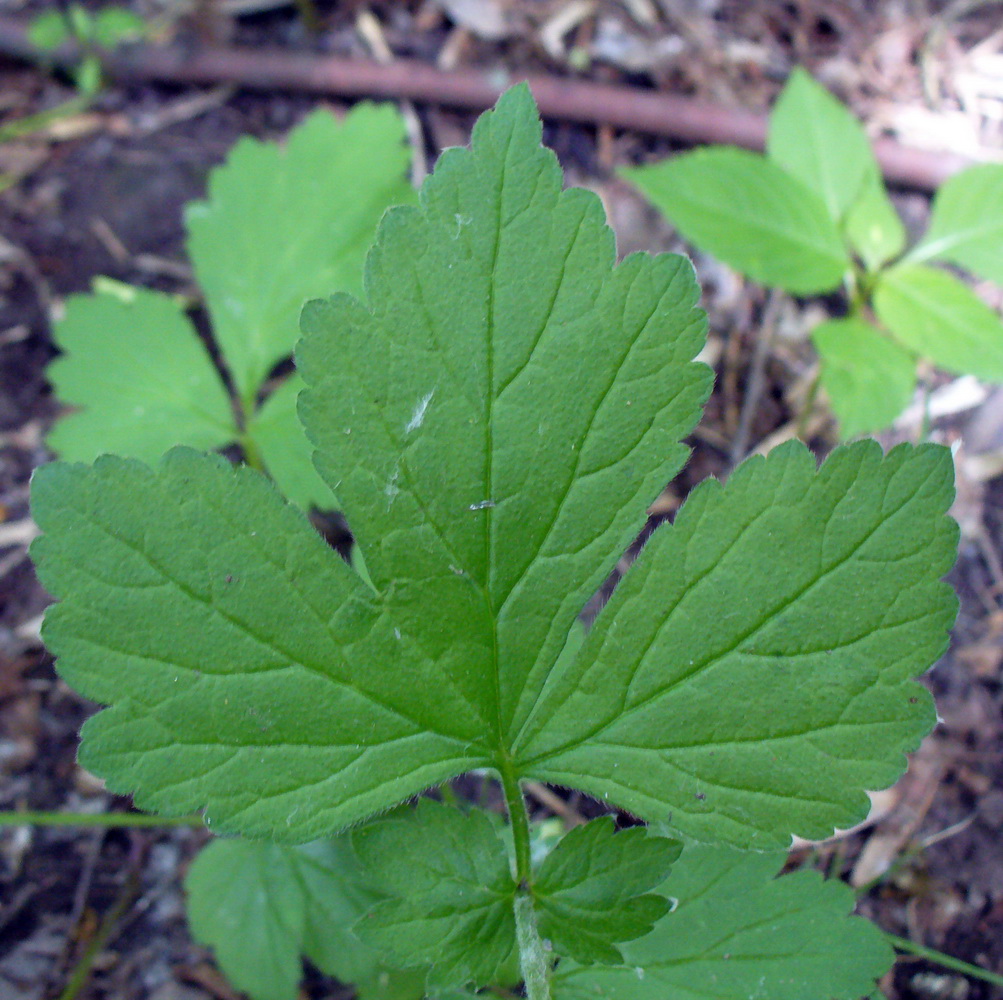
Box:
[1,2,1002,999]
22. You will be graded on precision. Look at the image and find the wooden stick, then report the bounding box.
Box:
[0,16,984,190]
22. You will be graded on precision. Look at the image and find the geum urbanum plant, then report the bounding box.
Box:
[45,101,414,510]
[31,86,959,1000]
[624,67,1003,439]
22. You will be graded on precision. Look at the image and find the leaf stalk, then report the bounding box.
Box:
[498,760,552,1000]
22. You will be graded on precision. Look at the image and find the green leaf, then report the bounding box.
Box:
[910,163,1003,283]
[32,87,955,863]
[554,845,893,1000]
[845,166,906,271]
[246,375,333,510]
[812,317,916,438]
[874,263,1003,381]
[45,288,236,462]
[767,67,874,222]
[352,800,517,989]
[623,147,849,294]
[66,3,92,40]
[534,818,680,965]
[27,9,70,50]
[187,836,424,1000]
[74,55,103,96]
[186,104,414,402]
[92,7,146,47]
[298,83,710,783]
[513,439,957,848]
[31,448,483,838]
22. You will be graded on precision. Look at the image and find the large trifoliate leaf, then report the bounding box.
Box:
[187,836,423,1000]
[46,288,235,462]
[533,818,681,965]
[352,800,517,988]
[513,439,956,847]
[910,163,1003,284]
[187,104,415,401]
[622,147,849,294]
[767,67,875,222]
[812,316,916,438]
[874,264,1003,382]
[32,88,955,859]
[554,845,893,1000]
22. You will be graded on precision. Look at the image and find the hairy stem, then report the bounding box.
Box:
[498,759,551,1000]
[0,810,203,828]
[514,890,551,1000]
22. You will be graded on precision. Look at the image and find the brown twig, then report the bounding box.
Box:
[0,16,984,192]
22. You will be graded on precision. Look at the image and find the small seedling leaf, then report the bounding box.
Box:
[910,163,1003,283]
[845,166,906,271]
[553,845,893,1000]
[812,317,916,438]
[92,7,146,47]
[46,288,235,462]
[352,800,517,989]
[27,9,70,50]
[623,147,849,294]
[533,817,681,964]
[875,263,1003,381]
[514,439,956,847]
[187,836,424,1000]
[186,104,414,401]
[767,67,875,222]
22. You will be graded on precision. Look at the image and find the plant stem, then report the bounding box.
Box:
[0,93,90,143]
[0,810,204,828]
[499,758,533,884]
[513,890,551,1000]
[238,430,266,473]
[57,868,140,1000]
[886,933,1003,988]
[498,758,551,1000]
[795,371,821,440]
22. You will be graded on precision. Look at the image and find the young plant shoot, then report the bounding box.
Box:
[31,86,959,1000]
[624,67,1003,438]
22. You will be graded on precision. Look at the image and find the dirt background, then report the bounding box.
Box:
[1,1,1002,998]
